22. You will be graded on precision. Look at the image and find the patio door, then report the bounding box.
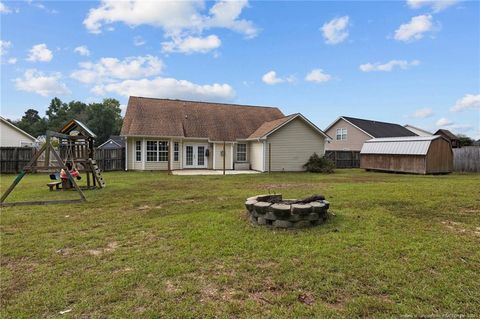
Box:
[184,144,208,168]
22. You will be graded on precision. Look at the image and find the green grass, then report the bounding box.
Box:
[1,169,479,318]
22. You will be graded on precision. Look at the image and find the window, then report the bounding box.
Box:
[135,141,142,162]
[336,128,347,140]
[174,142,179,162]
[237,143,247,162]
[146,141,169,162]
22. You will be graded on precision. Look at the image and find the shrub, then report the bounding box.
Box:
[303,153,335,173]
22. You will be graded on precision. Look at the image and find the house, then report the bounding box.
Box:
[120,97,329,172]
[324,116,417,152]
[434,129,460,148]
[360,136,453,174]
[0,116,38,147]
[404,124,433,137]
[97,135,125,150]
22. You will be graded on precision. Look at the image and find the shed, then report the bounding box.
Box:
[360,136,453,174]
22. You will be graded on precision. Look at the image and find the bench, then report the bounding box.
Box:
[47,181,62,191]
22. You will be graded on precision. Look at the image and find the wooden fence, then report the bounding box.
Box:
[95,148,125,171]
[0,147,36,173]
[325,151,360,168]
[1,147,125,173]
[453,146,480,172]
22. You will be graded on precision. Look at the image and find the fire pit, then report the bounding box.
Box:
[245,194,330,229]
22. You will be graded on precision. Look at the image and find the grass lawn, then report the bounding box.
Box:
[1,169,479,318]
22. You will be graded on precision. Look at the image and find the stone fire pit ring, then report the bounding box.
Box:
[245,194,330,229]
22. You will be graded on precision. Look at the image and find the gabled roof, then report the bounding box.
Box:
[97,135,125,149]
[404,124,433,136]
[248,113,330,140]
[121,96,285,141]
[0,116,38,142]
[60,119,97,138]
[361,135,447,155]
[325,116,417,138]
[434,129,458,140]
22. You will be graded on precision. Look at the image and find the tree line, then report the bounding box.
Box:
[10,97,123,146]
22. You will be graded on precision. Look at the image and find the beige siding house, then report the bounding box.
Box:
[0,116,38,147]
[324,116,417,152]
[121,97,329,172]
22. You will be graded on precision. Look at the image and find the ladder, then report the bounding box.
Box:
[88,158,106,188]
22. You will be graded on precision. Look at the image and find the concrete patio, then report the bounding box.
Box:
[172,170,260,176]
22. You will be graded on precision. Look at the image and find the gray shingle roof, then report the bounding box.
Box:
[343,116,417,138]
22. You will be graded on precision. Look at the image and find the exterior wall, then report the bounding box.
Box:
[126,137,183,170]
[360,154,427,174]
[265,117,326,172]
[325,118,372,151]
[0,121,36,147]
[212,142,233,170]
[249,141,264,171]
[426,138,453,173]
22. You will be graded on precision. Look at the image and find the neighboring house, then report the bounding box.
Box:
[0,116,38,147]
[324,116,417,152]
[360,136,453,174]
[404,124,433,137]
[434,129,460,148]
[473,139,480,146]
[97,135,125,150]
[121,97,329,172]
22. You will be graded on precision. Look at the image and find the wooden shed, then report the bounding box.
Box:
[360,136,453,174]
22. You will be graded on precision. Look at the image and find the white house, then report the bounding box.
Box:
[121,97,329,172]
[0,116,38,147]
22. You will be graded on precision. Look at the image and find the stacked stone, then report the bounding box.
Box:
[245,194,329,229]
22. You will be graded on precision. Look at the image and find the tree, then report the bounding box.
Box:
[15,109,47,138]
[85,98,123,146]
[457,134,474,147]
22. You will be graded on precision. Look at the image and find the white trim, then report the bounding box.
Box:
[125,137,128,171]
[230,143,234,169]
[324,116,374,139]
[0,116,38,142]
[142,138,146,170]
[183,142,209,168]
[213,143,216,169]
[262,140,267,172]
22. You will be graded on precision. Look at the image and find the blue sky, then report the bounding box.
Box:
[1,0,479,138]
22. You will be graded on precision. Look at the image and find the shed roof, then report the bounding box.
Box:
[361,135,444,155]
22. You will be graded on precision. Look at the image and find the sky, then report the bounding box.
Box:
[1,0,479,138]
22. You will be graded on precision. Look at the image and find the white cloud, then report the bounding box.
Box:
[305,69,331,83]
[71,55,163,84]
[14,69,71,96]
[0,1,11,13]
[27,43,53,62]
[394,15,433,42]
[7,57,17,64]
[359,59,420,72]
[133,36,146,46]
[0,40,12,56]
[321,16,350,45]
[92,77,235,102]
[83,0,257,38]
[450,94,480,112]
[407,0,459,12]
[74,45,90,56]
[436,117,453,126]
[162,35,221,54]
[261,70,295,85]
[410,108,434,118]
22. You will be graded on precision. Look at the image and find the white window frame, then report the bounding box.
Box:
[146,140,169,162]
[174,142,179,162]
[336,128,347,141]
[236,143,247,162]
[135,140,142,162]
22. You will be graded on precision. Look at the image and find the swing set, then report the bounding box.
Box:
[1,120,106,207]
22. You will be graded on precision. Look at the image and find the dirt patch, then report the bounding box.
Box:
[87,241,119,256]
[441,220,480,237]
[258,183,320,189]
[298,291,315,306]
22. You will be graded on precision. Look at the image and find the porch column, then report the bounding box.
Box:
[213,143,216,169]
[142,138,146,170]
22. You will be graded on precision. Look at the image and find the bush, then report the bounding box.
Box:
[303,153,335,173]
